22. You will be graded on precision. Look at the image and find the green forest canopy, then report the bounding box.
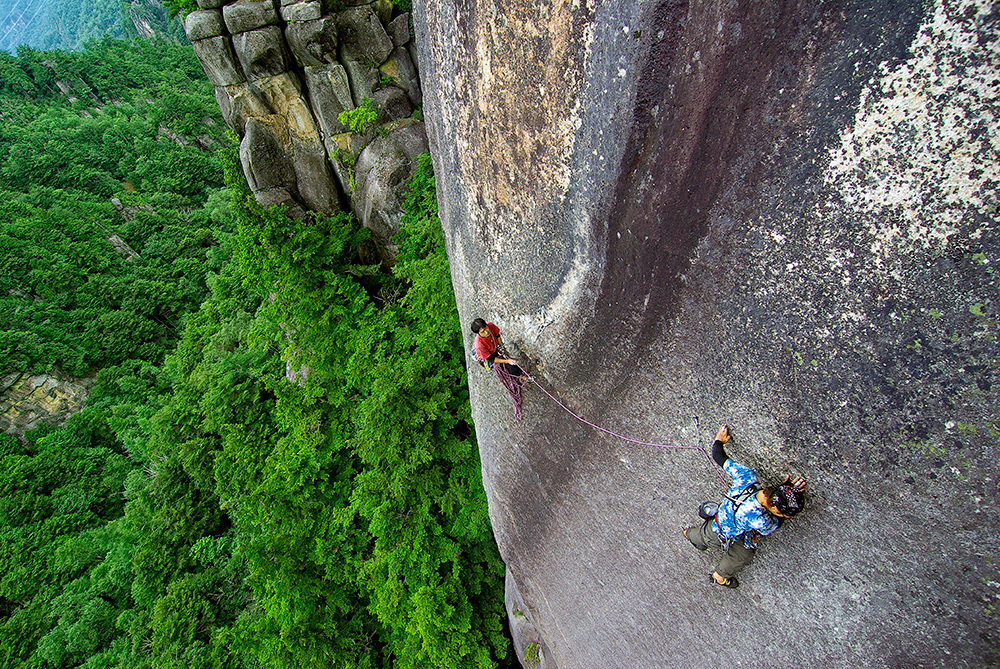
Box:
[0,0,184,54]
[0,36,513,669]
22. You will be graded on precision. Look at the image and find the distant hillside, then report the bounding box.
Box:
[0,0,184,53]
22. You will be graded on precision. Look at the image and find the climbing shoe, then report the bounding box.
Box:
[683,527,707,551]
[711,575,739,589]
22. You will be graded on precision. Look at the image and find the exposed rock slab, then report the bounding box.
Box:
[190,0,427,222]
[380,46,421,107]
[183,9,225,41]
[280,1,321,23]
[285,16,339,66]
[223,0,279,34]
[334,4,394,65]
[413,0,1000,667]
[232,25,293,79]
[1,372,95,442]
[190,35,245,86]
[239,116,296,193]
[371,85,412,125]
[387,12,410,47]
[303,63,353,137]
[353,120,427,262]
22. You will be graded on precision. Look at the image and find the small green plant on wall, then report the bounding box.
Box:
[339,97,378,134]
[524,642,540,666]
[336,149,357,192]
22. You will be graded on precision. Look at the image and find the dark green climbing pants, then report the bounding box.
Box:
[686,518,755,579]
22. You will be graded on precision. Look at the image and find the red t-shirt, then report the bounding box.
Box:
[474,322,501,363]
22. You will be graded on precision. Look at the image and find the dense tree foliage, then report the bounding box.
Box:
[0,38,229,377]
[222,149,509,667]
[0,36,235,668]
[0,35,510,669]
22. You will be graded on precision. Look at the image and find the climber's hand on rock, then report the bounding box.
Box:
[716,425,731,443]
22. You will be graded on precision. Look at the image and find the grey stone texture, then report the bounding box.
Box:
[379,46,420,107]
[290,136,340,214]
[190,35,245,86]
[413,0,1000,668]
[1,372,94,442]
[239,117,296,193]
[223,0,278,34]
[183,9,225,41]
[387,13,410,47]
[352,120,427,263]
[214,82,273,134]
[253,186,306,220]
[285,16,339,67]
[232,25,292,79]
[370,86,412,126]
[342,58,380,101]
[191,0,426,257]
[371,0,392,26]
[505,570,558,669]
[196,0,224,8]
[279,1,321,23]
[303,63,353,135]
[333,5,393,65]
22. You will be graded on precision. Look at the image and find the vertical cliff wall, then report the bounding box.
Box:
[414,0,999,667]
[184,0,427,261]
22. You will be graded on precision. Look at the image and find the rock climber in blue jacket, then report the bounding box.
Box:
[683,424,806,589]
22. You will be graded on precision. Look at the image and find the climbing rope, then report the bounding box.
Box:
[522,372,725,480]
[478,326,724,480]
[492,343,523,422]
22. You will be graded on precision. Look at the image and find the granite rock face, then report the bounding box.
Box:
[413,0,1000,667]
[1,372,94,442]
[353,120,428,260]
[185,0,425,259]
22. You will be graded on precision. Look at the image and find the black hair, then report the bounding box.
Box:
[470,318,488,334]
[767,483,805,517]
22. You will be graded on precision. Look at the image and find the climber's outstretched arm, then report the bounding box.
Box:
[711,424,731,467]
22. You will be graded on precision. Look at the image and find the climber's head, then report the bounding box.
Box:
[471,318,489,336]
[762,479,806,518]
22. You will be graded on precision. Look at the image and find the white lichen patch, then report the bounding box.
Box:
[824,0,999,260]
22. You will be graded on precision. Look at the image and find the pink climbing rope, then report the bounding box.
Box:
[523,372,726,481]
[493,344,523,421]
[479,332,724,480]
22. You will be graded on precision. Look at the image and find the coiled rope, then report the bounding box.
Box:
[491,346,523,421]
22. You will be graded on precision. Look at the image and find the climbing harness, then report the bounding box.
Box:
[711,481,763,549]
[473,325,524,421]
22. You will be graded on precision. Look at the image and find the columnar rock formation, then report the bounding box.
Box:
[184,0,426,261]
[412,0,999,667]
